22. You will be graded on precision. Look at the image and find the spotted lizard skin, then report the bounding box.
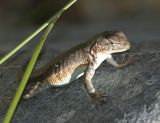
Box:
[23,31,131,100]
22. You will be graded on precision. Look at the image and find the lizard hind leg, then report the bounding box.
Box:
[23,81,50,100]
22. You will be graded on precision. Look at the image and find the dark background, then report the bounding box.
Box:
[0,0,160,53]
[0,0,160,25]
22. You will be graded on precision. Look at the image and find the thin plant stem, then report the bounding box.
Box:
[0,0,77,65]
[0,66,22,70]
[3,22,54,123]
[2,0,77,123]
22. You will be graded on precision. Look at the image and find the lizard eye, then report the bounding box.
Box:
[111,42,114,44]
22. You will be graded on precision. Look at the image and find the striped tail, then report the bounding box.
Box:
[23,81,50,99]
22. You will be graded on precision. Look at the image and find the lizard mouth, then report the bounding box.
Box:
[119,41,130,52]
[114,46,130,53]
[126,41,131,49]
[119,48,129,52]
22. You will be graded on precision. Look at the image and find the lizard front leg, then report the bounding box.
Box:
[84,61,107,104]
[106,55,134,68]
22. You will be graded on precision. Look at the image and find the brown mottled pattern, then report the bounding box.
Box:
[28,31,130,86]
[28,41,90,84]
[46,64,86,85]
[92,44,106,53]
[22,31,131,100]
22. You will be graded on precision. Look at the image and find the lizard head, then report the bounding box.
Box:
[95,31,131,54]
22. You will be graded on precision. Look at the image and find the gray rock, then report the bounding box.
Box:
[0,49,160,123]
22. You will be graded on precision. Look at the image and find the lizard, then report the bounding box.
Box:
[21,31,132,104]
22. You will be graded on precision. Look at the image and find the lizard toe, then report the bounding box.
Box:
[90,92,108,105]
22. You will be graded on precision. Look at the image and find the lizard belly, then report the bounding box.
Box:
[48,65,87,86]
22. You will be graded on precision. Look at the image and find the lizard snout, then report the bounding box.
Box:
[125,41,131,50]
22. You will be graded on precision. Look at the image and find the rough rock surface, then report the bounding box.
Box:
[0,21,160,123]
[0,47,160,123]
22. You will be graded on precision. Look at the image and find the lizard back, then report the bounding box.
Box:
[29,39,95,86]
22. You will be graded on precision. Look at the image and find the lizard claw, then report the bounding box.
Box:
[90,92,108,105]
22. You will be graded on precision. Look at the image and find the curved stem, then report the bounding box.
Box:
[0,0,77,65]
[2,0,77,123]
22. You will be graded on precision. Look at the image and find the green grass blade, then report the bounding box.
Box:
[0,23,48,65]
[2,0,77,122]
[3,22,54,123]
[0,0,77,65]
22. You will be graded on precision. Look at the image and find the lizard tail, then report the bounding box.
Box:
[23,81,50,99]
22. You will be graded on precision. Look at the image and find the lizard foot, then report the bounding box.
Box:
[90,92,108,105]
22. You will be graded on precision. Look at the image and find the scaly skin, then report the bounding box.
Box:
[23,31,131,104]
